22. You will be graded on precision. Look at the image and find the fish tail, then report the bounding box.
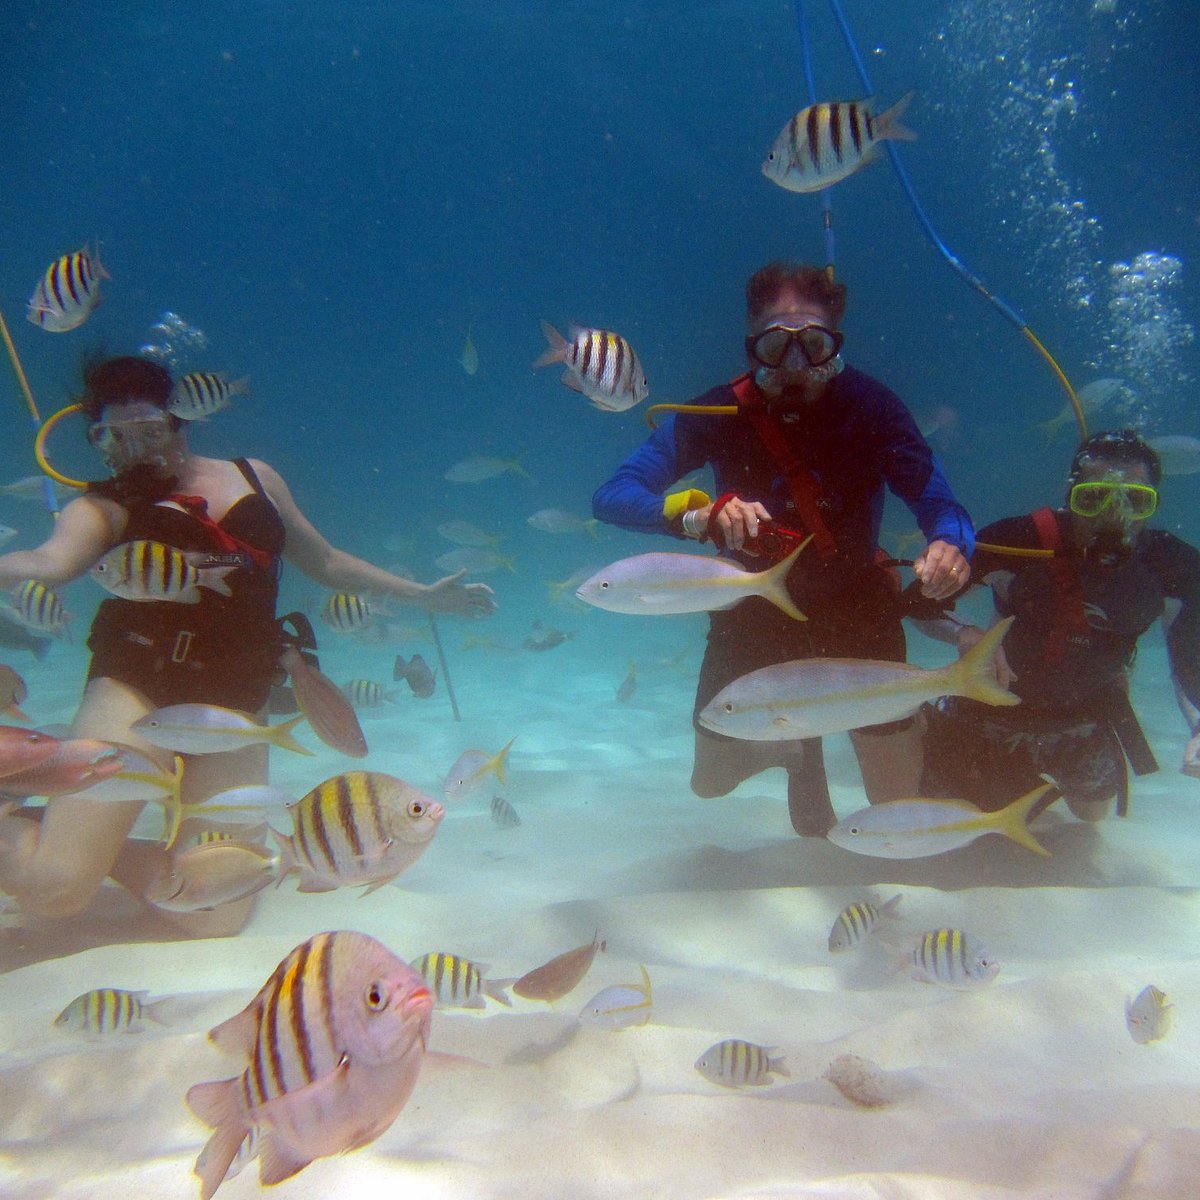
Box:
[187,1079,246,1200]
[228,375,251,397]
[493,736,517,784]
[485,977,516,1007]
[268,825,296,886]
[533,320,568,369]
[199,564,236,597]
[946,616,1020,707]
[993,783,1054,856]
[770,1054,791,1078]
[876,90,917,141]
[267,713,315,756]
[1033,413,1064,442]
[160,756,186,849]
[754,537,811,622]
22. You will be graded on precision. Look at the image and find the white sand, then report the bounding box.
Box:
[3,620,1200,1199]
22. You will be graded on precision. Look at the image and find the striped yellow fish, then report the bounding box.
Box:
[763,93,916,193]
[827,894,902,952]
[7,579,70,637]
[187,930,432,1198]
[167,372,250,421]
[534,321,649,412]
[27,244,110,332]
[411,951,513,1009]
[695,1039,790,1087]
[54,987,170,1037]
[339,679,397,709]
[910,928,999,988]
[91,539,236,603]
[271,771,444,894]
[321,591,374,633]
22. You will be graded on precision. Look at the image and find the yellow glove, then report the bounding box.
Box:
[662,488,711,522]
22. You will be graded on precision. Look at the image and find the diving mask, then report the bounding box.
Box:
[1068,480,1158,521]
[746,322,843,369]
[88,414,178,471]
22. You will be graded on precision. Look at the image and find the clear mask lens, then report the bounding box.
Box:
[1068,481,1157,520]
[748,324,843,369]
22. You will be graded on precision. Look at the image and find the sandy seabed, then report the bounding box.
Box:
[2,617,1199,1200]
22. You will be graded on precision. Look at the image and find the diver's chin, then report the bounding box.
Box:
[1083,531,1134,570]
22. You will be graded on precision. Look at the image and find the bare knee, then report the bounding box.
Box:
[14,859,104,920]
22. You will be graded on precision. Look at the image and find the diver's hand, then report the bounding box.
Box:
[423,570,496,618]
[701,496,773,553]
[956,624,1017,689]
[914,539,970,601]
[1182,731,1200,778]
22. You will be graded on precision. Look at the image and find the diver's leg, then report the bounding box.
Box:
[783,738,836,836]
[849,712,925,805]
[691,728,778,797]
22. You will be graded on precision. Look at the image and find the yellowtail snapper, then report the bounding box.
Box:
[132,704,312,756]
[579,964,653,1029]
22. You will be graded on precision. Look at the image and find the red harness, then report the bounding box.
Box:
[168,494,275,570]
[1030,506,1089,664]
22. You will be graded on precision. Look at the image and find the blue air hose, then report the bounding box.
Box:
[794,1,836,273]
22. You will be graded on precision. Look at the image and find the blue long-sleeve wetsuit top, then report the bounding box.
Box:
[592,367,974,615]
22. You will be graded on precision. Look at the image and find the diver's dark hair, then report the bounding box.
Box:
[746,263,848,327]
[78,355,180,427]
[1068,429,1162,488]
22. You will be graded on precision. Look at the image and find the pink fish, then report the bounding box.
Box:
[0,738,124,796]
[0,724,59,778]
[187,930,432,1198]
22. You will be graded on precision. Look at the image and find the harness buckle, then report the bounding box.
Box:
[171,630,195,663]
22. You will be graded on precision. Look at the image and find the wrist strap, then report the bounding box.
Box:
[705,492,738,548]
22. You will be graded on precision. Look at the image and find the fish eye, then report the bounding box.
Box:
[408,800,426,817]
[364,981,388,1010]
[722,702,734,714]
[599,581,609,590]
[847,826,861,836]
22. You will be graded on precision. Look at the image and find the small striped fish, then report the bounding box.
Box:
[340,679,396,709]
[411,951,513,1009]
[54,987,169,1037]
[187,931,432,1197]
[27,245,110,332]
[534,320,649,412]
[695,1039,790,1088]
[490,793,521,829]
[762,93,916,194]
[90,539,236,603]
[910,928,999,988]
[827,893,902,952]
[167,372,250,421]
[271,771,444,894]
[321,591,374,633]
[7,579,70,637]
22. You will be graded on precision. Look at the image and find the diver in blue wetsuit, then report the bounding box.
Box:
[592,262,974,835]
[921,430,1200,822]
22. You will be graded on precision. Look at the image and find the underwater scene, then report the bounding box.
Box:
[1,0,1199,1196]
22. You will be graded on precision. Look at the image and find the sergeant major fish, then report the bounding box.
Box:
[762,93,916,193]
[186,930,432,1199]
[827,894,902,953]
[167,372,249,421]
[535,320,649,413]
[1125,984,1172,1044]
[6,580,70,639]
[54,987,171,1037]
[27,244,110,332]
[91,539,236,603]
[321,591,375,633]
[910,928,999,988]
[695,1039,789,1088]
[410,951,513,1009]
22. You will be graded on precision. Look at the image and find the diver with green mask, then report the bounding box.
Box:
[921,429,1200,821]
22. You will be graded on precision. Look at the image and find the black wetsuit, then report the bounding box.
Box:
[923,511,1200,810]
[86,459,286,711]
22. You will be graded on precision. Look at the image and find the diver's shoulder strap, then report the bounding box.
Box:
[729,374,838,561]
[234,457,270,503]
[1031,506,1088,663]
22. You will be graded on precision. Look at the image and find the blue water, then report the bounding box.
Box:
[1,1,1199,1193]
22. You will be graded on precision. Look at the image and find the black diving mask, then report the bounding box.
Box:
[745,323,843,369]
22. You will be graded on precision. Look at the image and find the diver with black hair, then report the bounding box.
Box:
[0,355,495,933]
[592,262,974,836]
[922,429,1200,820]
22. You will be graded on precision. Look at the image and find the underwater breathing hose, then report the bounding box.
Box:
[821,0,1084,439]
[795,0,836,277]
[0,309,65,513]
[33,403,88,490]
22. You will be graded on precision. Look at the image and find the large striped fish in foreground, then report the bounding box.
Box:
[699,616,1017,741]
[576,539,810,621]
[534,321,649,412]
[27,244,110,332]
[90,539,236,603]
[270,770,444,894]
[827,783,1054,860]
[186,930,433,1200]
[762,93,916,193]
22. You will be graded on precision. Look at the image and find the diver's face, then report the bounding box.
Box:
[1069,461,1154,552]
[89,400,185,476]
[748,290,840,401]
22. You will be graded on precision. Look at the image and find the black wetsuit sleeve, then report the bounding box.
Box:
[1145,530,1200,709]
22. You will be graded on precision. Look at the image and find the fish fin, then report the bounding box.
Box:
[143,996,176,1027]
[876,90,917,141]
[251,1057,351,1176]
[198,564,236,598]
[208,1002,262,1059]
[267,826,296,887]
[880,893,904,918]
[256,1133,314,1187]
[228,375,251,397]
[266,713,315,756]
[160,756,186,849]
[947,616,1021,707]
[492,736,517,784]
[754,537,811,621]
[297,876,340,893]
[638,963,653,1003]
[533,320,567,368]
[993,783,1054,856]
[187,1080,247,1200]
[769,1054,790,1078]
[559,370,586,394]
[485,978,516,1007]
[358,872,400,897]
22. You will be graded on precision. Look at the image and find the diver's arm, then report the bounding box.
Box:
[253,460,496,617]
[0,495,120,589]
